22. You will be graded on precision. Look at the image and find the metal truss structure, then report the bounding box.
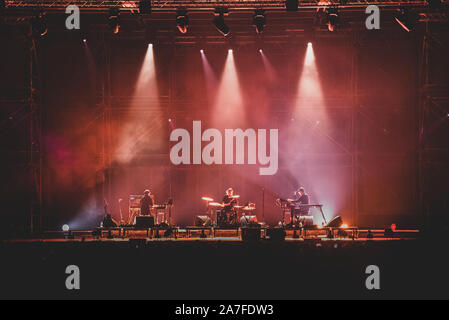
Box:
[4,0,442,11]
[418,22,449,226]
[0,32,43,233]
[29,35,43,234]
[4,29,44,233]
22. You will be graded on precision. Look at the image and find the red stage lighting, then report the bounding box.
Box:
[326,7,339,32]
[31,12,48,37]
[176,9,189,34]
[108,8,120,34]
[253,9,266,34]
[212,9,230,36]
[394,8,417,32]
[391,224,397,231]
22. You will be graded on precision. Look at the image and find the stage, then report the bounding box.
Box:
[1,231,448,300]
[1,0,449,302]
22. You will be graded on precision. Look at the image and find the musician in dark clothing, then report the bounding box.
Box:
[222,188,238,213]
[291,187,310,216]
[140,189,154,216]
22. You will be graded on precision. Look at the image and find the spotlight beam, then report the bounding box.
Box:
[116,43,163,163]
[213,49,244,128]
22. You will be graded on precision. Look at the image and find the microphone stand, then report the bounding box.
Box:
[262,187,265,224]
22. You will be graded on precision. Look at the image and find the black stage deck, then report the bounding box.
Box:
[1,229,448,299]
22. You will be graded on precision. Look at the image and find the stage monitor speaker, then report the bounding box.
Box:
[195,215,212,227]
[326,216,343,228]
[266,228,286,241]
[135,216,155,230]
[241,226,261,241]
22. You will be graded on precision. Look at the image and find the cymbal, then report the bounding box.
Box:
[231,195,240,198]
[209,202,223,207]
[233,205,243,209]
[201,196,214,202]
[243,206,256,211]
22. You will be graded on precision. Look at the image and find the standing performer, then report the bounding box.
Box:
[290,187,310,218]
[218,188,239,227]
[140,189,155,216]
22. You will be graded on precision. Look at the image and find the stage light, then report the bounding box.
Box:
[341,224,348,229]
[228,49,233,54]
[326,216,343,228]
[259,49,263,53]
[62,224,70,232]
[391,223,397,231]
[176,9,189,34]
[394,8,417,32]
[286,0,299,11]
[200,49,204,53]
[212,8,230,37]
[138,0,151,14]
[108,8,120,34]
[326,7,339,32]
[308,42,312,47]
[31,12,48,37]
[253,9,266,34]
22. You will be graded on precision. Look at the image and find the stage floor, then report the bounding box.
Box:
[2,227,422,243]
[1,230,448,299]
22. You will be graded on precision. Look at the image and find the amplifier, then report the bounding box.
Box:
[241,226,261,241]
[266,227,286,241]
[135,216,155,230]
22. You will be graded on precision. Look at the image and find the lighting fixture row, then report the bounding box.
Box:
[18,0,443,38]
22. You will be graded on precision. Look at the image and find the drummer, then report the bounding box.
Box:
[222,188,238,213]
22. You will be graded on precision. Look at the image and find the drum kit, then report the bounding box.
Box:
[201,195,256,228]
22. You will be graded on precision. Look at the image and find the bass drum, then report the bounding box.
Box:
[227,211,238,227]
[217,210,228,227]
